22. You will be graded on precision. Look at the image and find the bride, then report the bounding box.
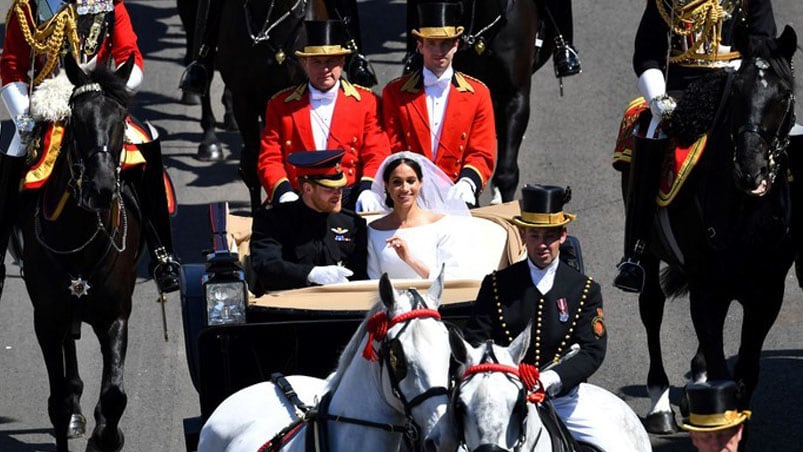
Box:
[365,152,473,279]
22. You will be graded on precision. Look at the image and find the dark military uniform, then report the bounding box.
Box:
[463,260,605,397]
[250,200,368,291]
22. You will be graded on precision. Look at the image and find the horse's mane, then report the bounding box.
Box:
[326,300,385,392]
[664,71,729,147]
[84,65,131,108]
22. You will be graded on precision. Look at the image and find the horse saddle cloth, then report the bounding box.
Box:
[612,97,708,207]
[23,116,151,192]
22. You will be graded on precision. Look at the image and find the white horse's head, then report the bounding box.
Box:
[446,325,545,452]
[359,268,452,449]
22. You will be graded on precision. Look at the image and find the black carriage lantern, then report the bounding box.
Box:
[202,202,247,326]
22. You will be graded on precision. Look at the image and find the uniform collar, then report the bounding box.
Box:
[527,256,560,294]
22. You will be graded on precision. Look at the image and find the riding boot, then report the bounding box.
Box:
[179,0,224,96]
[0,154,25,300]
[614,135,668,293]
[542,0,581,77]
[135,139,181,294]
[346,50,378,87]
[787,131,803,288]
[325,0,378,87]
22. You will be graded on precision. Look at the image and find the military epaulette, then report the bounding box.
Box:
[400,72,422,94]
[340,79,362,101]
[454,72,477,93]
[282,83,307,103]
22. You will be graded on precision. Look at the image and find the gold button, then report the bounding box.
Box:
[461,132,467,140]
[285,140,291,146]
[406,132,411,137]
[352,136,358,143]
[459,145,464,151]
[349,169,354,175]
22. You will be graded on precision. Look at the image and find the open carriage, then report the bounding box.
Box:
[178,202,584,450]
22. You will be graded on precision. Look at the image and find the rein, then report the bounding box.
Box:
[243,0,306,59]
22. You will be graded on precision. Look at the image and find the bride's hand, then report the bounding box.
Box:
[386,236,430,278]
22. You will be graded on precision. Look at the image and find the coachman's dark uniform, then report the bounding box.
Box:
[250,199,368,292]
[463,260,605,396]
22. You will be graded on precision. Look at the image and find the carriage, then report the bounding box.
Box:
[177,201,584,450]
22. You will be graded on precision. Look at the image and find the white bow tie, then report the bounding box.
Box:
[310,88,337,102]
[424,74,451,90]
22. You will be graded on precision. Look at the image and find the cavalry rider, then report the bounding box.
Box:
[613,0,778,293]
[463,184,638,451]
[0,0,181,294]
[250,149,368,292]
[257,19,389,212]
[383,1,495,207]
[180,0,378,95]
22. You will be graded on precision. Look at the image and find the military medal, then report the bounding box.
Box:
[331,227,351,242]
[556,298,569,323]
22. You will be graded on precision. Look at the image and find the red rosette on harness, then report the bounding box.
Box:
[519,363,546,403]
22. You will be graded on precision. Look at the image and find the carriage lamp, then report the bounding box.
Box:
[202,202,247,326]
[204,279,246,326]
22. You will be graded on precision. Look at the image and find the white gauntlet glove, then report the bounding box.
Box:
[0,81,32,157]
[307,265,354,285]
[355,189,384,213]
[278,191,300,204]
[638,68,675,138]
[450,178,477,206]
[539,369,563,397]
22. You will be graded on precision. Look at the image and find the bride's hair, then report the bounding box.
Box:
[382,157,424,208]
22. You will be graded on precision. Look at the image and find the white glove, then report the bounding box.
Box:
[539,370,562,397]
[355,189,384,213]
[638,68,675,138]
[450,178,477,206]
[0,81,31,157]
[278,191,300,204]
[307,265,354,285]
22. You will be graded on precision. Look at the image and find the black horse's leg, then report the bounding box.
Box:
[64,338,87,439]
[221,87,239,132]
[689,286,730,381]
[176,0,201,105]
[733,276,785,409]
[492,87,531,203]
[88,318,128,452]
[196,78,224,161]
[34,316,71,452]
[639,256,677,434]
[231,90,265,214]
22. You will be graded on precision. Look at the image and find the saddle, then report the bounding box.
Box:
[537,401,590,452]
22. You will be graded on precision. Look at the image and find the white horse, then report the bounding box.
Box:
[445,326,652,452]
[199,271,454,451]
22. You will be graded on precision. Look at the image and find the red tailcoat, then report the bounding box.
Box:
[381,70,496,189]
[257,80,390,202]
[1,1,144,86]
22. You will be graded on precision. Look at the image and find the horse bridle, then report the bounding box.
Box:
[453,341,532,452]
[321,289,449,445]
[731,56,796,185]
[34,82,129,257]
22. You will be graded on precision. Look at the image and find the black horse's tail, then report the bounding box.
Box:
[660,265,689,299]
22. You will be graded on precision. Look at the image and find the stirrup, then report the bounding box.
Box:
[179,61,211,96]
[152,247,181,294]
[613,258,646,293]
[552,37,581,78]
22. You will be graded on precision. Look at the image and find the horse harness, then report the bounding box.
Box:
[459,0,511,56]
[242,0,307,65]
[258,291,449,451]
[32,81,130,339]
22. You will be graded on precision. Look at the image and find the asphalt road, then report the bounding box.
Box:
[1,1,802,451]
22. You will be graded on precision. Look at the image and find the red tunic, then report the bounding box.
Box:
[1,1,144,86]
[257,80,390,202]
[381,70,496,189]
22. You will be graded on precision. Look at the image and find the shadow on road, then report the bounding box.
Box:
[0,427,55,452]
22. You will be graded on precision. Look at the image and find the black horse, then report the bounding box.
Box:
[407,0,554,203]
[18,54,144,452]
[626,26,798,434]
[175,0,238,153]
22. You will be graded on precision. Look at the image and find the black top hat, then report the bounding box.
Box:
[511,184,575,228]
[295,20,352,57]
[412,2,464,39]
[681,380,751,432]
[288,149,348,188]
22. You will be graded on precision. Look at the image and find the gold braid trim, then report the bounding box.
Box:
[656,0,738,64]
[10,0,79,86]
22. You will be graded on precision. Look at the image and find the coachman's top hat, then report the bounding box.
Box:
[511,184,576,228]
[295,20,353,57]
[412,2,464,39]
[681,380,751,432]
[288,150,348,188]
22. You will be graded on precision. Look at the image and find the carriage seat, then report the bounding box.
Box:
[220,202,526,298]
